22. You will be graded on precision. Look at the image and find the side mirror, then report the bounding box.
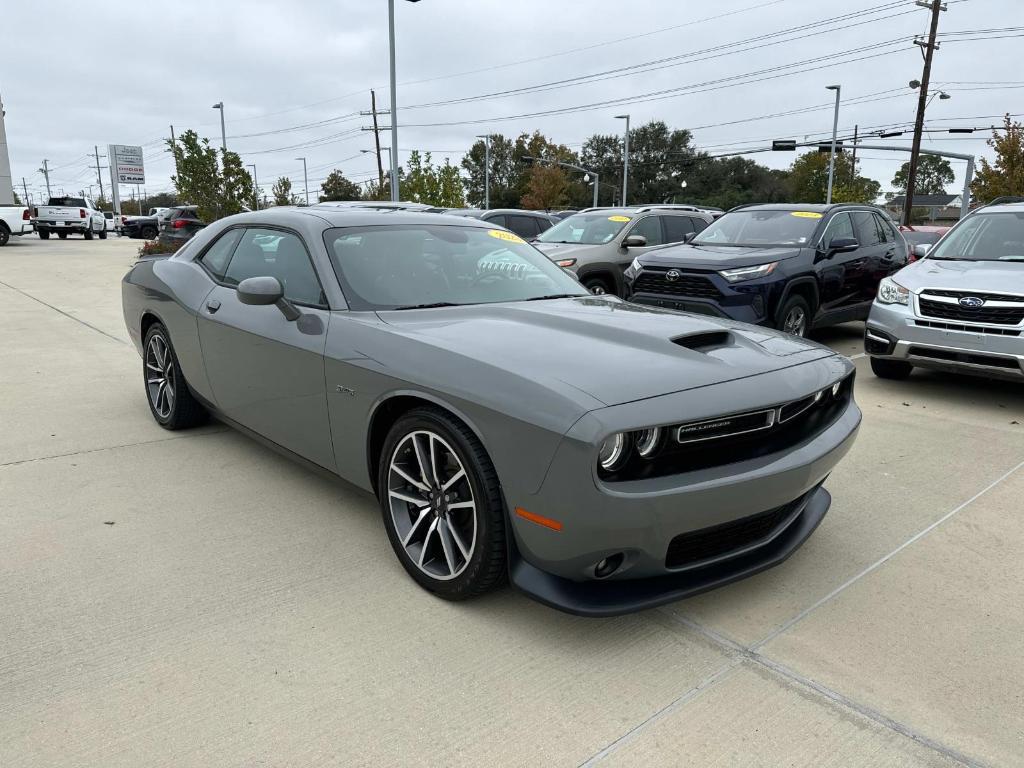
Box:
[623,234,647,248]
[683,231,696,243]
[912,243,931,259]
[236,276,301,321]
[825,237,859,256]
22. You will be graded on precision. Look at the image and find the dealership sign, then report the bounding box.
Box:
[108,144,145,184]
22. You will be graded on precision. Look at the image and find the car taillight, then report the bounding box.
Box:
[173,219,187,229]
[80,209,87,218]
[22,209,30,220]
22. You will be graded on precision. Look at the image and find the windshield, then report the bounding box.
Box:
[927,212,1024,262]
[324,224,587,310]
[692,209,821,247]
[537,212,633,244]
[901,231,943,246]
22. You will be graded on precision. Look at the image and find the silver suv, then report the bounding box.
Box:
[533,206,714,295]
[865,202,1024,381]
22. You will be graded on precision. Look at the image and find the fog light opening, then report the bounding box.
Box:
[594,552,625,579]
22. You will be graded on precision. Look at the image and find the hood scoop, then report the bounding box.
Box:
[671,330,731,352]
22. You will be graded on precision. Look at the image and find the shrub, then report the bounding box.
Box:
[138,239,180,258]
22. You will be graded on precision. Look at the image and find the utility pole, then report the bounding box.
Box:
[248,163,259,209]
[297,156,309,205]
[40,159,51,198]
[476,134,490,209]
[170,124,179,177]
[902,0,946,225]
[22,177,30,207]
[850,124,859,185]
[370,90,386,193]
[93,145,105,202]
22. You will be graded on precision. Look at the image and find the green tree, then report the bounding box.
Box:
[220,150,255,216]
[168,129,253,220]
[681,155,790,210]
[971,114,1024,202]
[521,164,570,210]
[786,151,880,204]
[462,134,522,208]
[400,151,466,207]
[581,121,696,205]
[272,176,294,207]
[319,170,362,201]
[891,154,954,195]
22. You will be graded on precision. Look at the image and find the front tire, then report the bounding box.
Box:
[378,407,506,601]
[0,226,9,247]
[142,323,208,430]
[583,275,614,296]
[870,357,913,380]
[99,227,108,240]
[777,295,810,337]
[141,225,157,240]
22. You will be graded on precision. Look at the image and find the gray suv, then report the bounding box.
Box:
[866,202,1024,381]
[533,206,714,295]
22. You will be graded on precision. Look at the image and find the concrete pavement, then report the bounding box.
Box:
[2,235,1022,766]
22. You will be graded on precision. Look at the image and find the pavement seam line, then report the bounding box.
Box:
[0,429,230,468]
[752,456,1024,651]
[0,279,127,345]
[659,612,988,768]
[577,658,744,767]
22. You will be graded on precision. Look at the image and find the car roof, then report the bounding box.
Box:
[728,202,887,213]
[219,207,499,229]
[974,202,1024,214]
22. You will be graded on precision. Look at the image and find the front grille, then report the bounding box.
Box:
[633,269,722,298]
[908,346,1021,370]
[918,298,1024,325]
[915,320,1021,337]
[922,289,1024,303]
[665,490,810,570]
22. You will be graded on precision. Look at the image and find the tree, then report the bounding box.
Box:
[786,151,880,204]
[272,176,294,207]
[462,134,521,208]
[521,164,570,210]
[682,155,790,210]
[220,150,255,216]
[400,151,466,207]
[168,129,253,220]
[891,155,954,195]
[971,114,1024,203]
[320,170,362,201]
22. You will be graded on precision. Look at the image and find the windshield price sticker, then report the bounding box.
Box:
[608,215,632,222]
[488,229,525,243]
[791,211,823,219]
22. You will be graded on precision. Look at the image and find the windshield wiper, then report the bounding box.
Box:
[524,293,583,301]
[391,301,463,310]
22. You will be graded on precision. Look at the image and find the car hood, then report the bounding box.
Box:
[376,297,836,406]
[895,257,1024,293]
[531,241,611,259]
[638,243,804,270]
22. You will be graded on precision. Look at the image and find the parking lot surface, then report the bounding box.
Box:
[2,235,1023,767]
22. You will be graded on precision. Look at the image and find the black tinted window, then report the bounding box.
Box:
[199,228,243,280]
[48,197,87,207]
[821,212,855,244]
[224,228,326,307]
[485,214,507,228]
[664,215,695,243]
[874,213,896,243]
[852,212,880,247]
[692,216,710,234]
[507,215,541,238]
[628,215,665,246]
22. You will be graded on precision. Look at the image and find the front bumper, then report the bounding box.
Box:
[507,357,859,615]
[866,300,1024,380]
[625,268,782,326]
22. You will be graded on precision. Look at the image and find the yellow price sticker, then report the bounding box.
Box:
[791,211,823,219]
[487,229,526,243]
[608,215,632,222]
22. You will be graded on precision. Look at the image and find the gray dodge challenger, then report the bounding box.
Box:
[122,208,861,616]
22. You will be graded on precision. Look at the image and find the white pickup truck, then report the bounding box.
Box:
[32,196,107,240]
[0,204,33,246]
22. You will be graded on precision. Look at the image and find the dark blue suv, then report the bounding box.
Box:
[623,204,909,336]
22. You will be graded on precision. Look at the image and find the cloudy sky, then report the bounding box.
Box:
[2,0,1020,207]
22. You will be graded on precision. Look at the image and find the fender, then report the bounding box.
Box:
[778,276,820,317]
[575,261,625,295]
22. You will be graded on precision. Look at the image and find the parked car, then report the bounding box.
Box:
[899,225,949,261]
[442,208,557,239]
[124,215,160,239]
[550,210,578,220]
[31,196,107,240]
[157,205,205,247]
[0,204,33,246]
[623,203,910,337]
[533,207,715,296]
[866,202,1024,382]
[121,207,860,615]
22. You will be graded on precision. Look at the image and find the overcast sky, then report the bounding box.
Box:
[2,0,1020,206]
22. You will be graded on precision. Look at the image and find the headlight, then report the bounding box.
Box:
[598,433,630,472]
[718,262,778,283]
[555,258,576,268]
[635,427,662,458]
[630,257,642,272]
[877,277,909,305]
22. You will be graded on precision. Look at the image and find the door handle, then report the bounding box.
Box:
[206,299,221,314]
[882,249,895,260]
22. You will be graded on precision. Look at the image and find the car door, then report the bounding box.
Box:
[196,226,335,470]
[815,212,866,311]
[850,211,885,303]
[873,213,907,278]
[618,214,666,269]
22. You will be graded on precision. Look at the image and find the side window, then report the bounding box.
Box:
[536,216,554,233]
[874,213,895,243]
[852,212,880,247]
[821,212,855,246]
[224,228,326,307]
[198,228,243,281]
[507,215,541,238]
[663,215,694,243]
[692,216,711,234]
[485,214,507,228]
[628,215,664,246]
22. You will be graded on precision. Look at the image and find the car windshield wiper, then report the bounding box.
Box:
[391,301,463,310]
[523,293,583,301]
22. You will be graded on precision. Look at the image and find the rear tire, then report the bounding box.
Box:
[583,275,614,296]
[57,232,68,239]
[99,228,108,240]
[378,407,506,601]
[39,230,50,240]
[870,357,913,380]
[777,295,811,337]
[0,226,9,247]
[84,226,94,240]
[142,323,209,430]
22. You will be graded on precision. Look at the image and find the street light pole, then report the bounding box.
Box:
[248,164,259,210]
[387,0,420,202]
[296,157,309,205]
[476,134,490,209]
[212,102,227,153]
[825,85,841,204]
[615,114,630,206]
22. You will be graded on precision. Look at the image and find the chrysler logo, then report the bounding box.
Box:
[958,296,985,308]
[666,269,682,282]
